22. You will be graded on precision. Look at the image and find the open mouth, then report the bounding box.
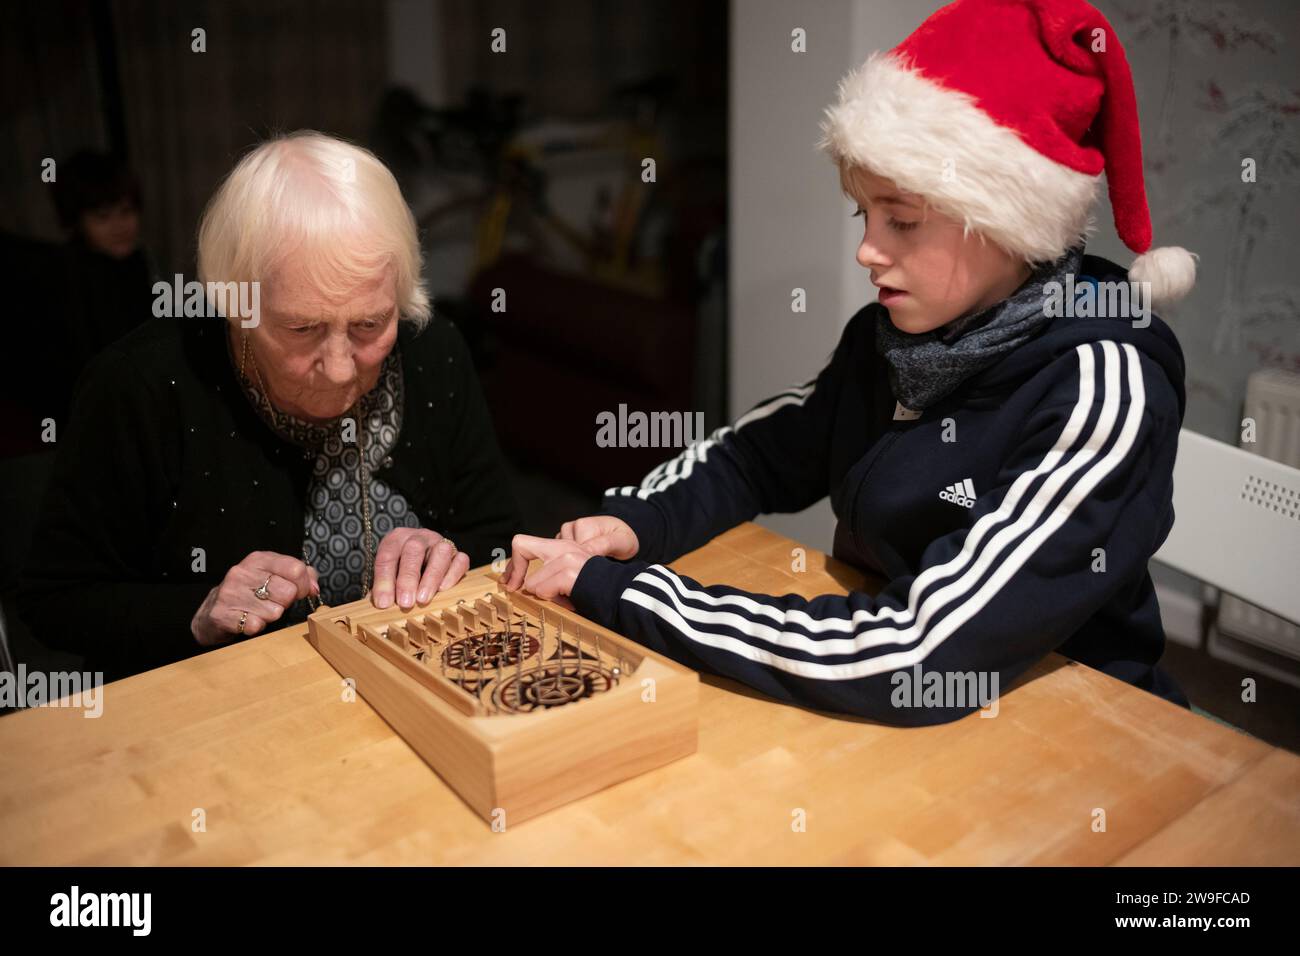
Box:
[877,286,908,305]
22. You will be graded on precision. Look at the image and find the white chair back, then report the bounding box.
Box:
[1155,429,1300,625]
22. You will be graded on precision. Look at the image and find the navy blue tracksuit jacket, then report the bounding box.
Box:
[571,254,1190,724]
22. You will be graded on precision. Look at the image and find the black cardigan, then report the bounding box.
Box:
[16,315,519,680]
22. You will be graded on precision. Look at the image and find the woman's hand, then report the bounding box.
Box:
[554,515,639,560]
[502,535,596,608]
[192,551,319,647]
[371,527,469,609]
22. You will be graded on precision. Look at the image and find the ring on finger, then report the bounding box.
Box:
[252,574,273,601]
[237,610,248,635]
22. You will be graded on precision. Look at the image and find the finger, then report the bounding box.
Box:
[244,551,312,591]
[393,535,433,609]
[505,535,567,590]
[437,550,471,592]
[241,610,272,635]
[522,551,585,601]
[222,580,285,620]
[570,516,602,543]
[503,553,528,591]
[224,606,269,637]
[579,533,619,557]
[579,519,637,559]
[521,551,568,594]
[241,568,300,608]
[503,536,532,590]
[522,563,576,602]
[371,528,420,608]
[416,539,456,604]
[245,552,315,599]
[515,535,572,564]
[556,521,574,541]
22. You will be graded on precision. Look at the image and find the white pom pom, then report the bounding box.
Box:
[1129,246,1198,306]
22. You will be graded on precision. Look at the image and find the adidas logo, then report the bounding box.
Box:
[940,478,977,509]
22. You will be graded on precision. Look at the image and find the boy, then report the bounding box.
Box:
[505,0,1197,724]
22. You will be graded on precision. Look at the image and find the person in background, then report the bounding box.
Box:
[2,151,154,460]
[51,150,157,401]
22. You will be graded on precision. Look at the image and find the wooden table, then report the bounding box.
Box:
[2,523,1297,865]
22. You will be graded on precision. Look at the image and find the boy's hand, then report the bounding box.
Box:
[555,515,639,560]
[502,535,595,608]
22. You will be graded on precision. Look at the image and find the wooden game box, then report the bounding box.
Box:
[306,566,698,826]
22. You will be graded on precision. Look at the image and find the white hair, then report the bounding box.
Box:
[197,130,430,327]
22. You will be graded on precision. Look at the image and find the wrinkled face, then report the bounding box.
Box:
[841,165,1032,335]
[239,257,399,423]
[79,199,140,259]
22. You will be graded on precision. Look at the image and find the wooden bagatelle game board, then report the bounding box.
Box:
[306,567,698,825]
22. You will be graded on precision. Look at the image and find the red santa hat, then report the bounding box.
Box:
[819,0,1196,305]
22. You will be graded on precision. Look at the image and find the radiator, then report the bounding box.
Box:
[1218,368,1300,661]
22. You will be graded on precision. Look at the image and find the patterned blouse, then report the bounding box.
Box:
[237,346,422,604]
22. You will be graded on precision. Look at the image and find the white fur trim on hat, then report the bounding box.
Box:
[819,52,1099,263]
[1128,246,1197,305]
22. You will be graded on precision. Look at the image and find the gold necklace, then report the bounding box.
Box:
[240,333,375,603]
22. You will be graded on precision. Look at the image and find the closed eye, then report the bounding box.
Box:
[852,208,920,232]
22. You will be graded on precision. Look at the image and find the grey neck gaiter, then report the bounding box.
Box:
[876,245,1084,412]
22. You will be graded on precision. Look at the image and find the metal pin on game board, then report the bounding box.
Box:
[514,615,523,710]
[553,618,560,681]
[477,618,486,708]
[482,617,493,715]
[538,607,547,682]
[454,598,466,687]
[574,619,583,686]
[560,618,574,702]
[491,601,504,715]
[501,595,512,691]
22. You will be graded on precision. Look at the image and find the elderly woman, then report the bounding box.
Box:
[18,131,518,680]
